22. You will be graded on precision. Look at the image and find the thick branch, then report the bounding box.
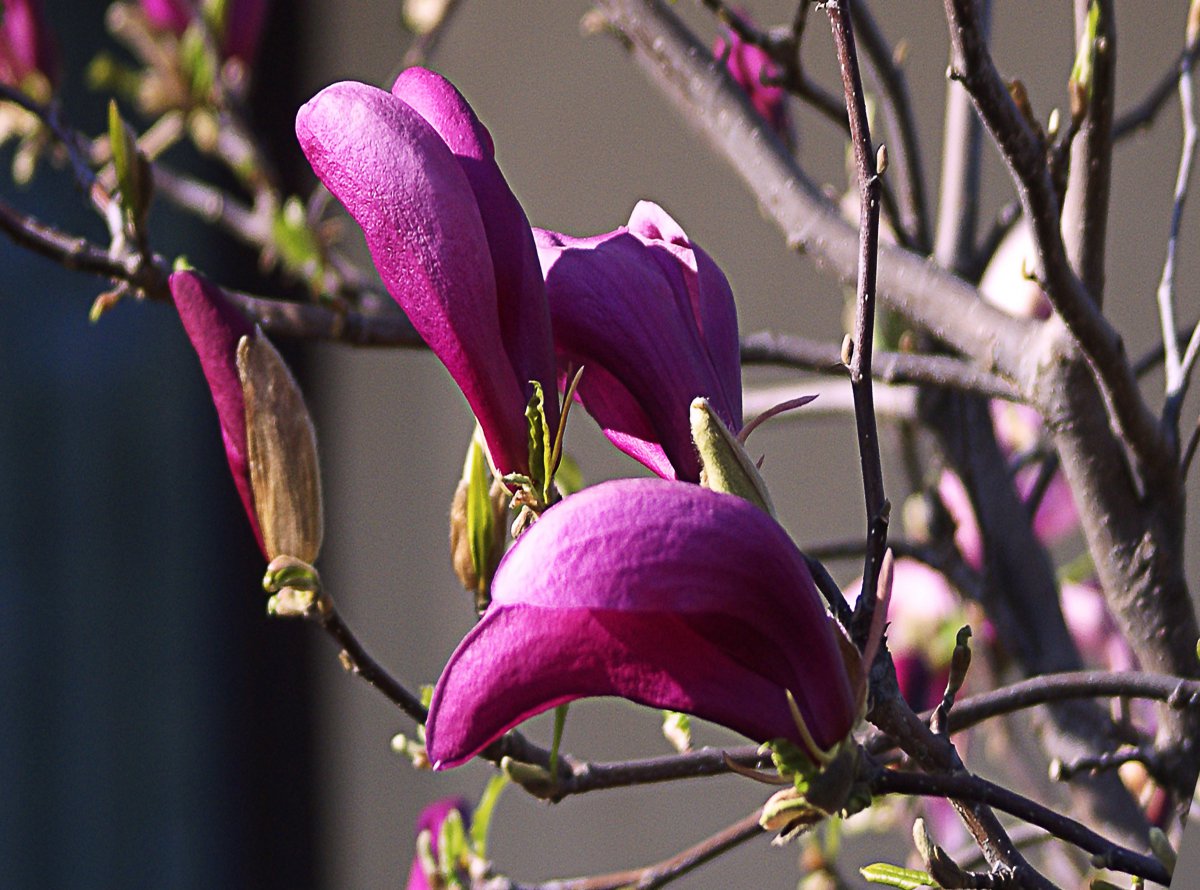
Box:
[1061,0,1115,305]
[942,0,1169,481]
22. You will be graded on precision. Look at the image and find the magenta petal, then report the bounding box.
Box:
[297,80,531,475]
[535,206,741,482]
[713,26,792,143]
[139,0,191,33]
[626,201,742,424]
[406,798,471,890]
[169,271,265,555]
[221,0,270,65]
[0,0,57,86]
[425,479,856,768]
[393,68,557,435]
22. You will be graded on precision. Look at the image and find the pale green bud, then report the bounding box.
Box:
[690,397,774,515]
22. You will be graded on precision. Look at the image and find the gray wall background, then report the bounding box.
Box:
[296,2,1200,888]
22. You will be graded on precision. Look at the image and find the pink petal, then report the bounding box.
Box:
[426,479,856,767]
[297,80,532,475]
[169,271,265,555]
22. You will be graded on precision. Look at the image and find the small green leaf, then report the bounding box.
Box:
[661,710,692,753]
[470,774,509,858]
[179,23,216,100]
[203,0,229,37]
[1069,1,1101,120]
[860,862,939,889]
[690,397,774,514]
[271,196,325,283]
[108,100,151,231]
[555,453,584,497]
[437,808,468,888]
[464,435,494,591]
[1070,2,1101,92]
[524,381,554,504]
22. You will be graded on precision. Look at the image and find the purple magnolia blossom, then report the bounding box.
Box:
[938,402,1078,570]
[297,69,557,478]
[425,478,857,768]
[140,0,270,64]
[406,798,471,890]
[170,270,265,555]
[536,202,741,482]
[140,0,191,33]
[0,0,57,88]
[713,19,792,145]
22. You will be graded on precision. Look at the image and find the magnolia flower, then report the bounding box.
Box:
[298,69,557,479]
[140,0,270,64]
[713,19,793,146]
[425,478,857,768]
[170,271,322,563]
[406,798,471,890]
[536,202,741,482]
[0,0,57,89]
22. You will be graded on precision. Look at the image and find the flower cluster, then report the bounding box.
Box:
[176,66,857,810]
[292,67,857,765]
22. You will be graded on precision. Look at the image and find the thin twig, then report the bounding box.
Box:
[1113,37,1200,139]
[873,771,1170,884]
[1162,46,1200,434]
[740,331,1019,400]
[521,809,764,890]
[849,2,931,251]
[824,0,888,651]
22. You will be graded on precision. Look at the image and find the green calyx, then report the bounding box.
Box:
[761,737,870,843]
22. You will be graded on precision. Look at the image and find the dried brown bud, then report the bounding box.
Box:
[237,334,323,563]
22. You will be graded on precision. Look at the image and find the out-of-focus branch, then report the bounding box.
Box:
[934,0,988,272]
[1113,34,1200,139]
[849,3,931,252]
[942,0,1168,482]
[595,0,1038,383]
[402,0,468,69]
[741,331,1019,400]
[1061,0,1115,305]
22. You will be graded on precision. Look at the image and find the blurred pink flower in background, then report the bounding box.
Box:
[0,0,57,89]
[713,14,793,147]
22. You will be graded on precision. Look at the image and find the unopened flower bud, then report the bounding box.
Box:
[449,430,508,612]
[690,397,774,515]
